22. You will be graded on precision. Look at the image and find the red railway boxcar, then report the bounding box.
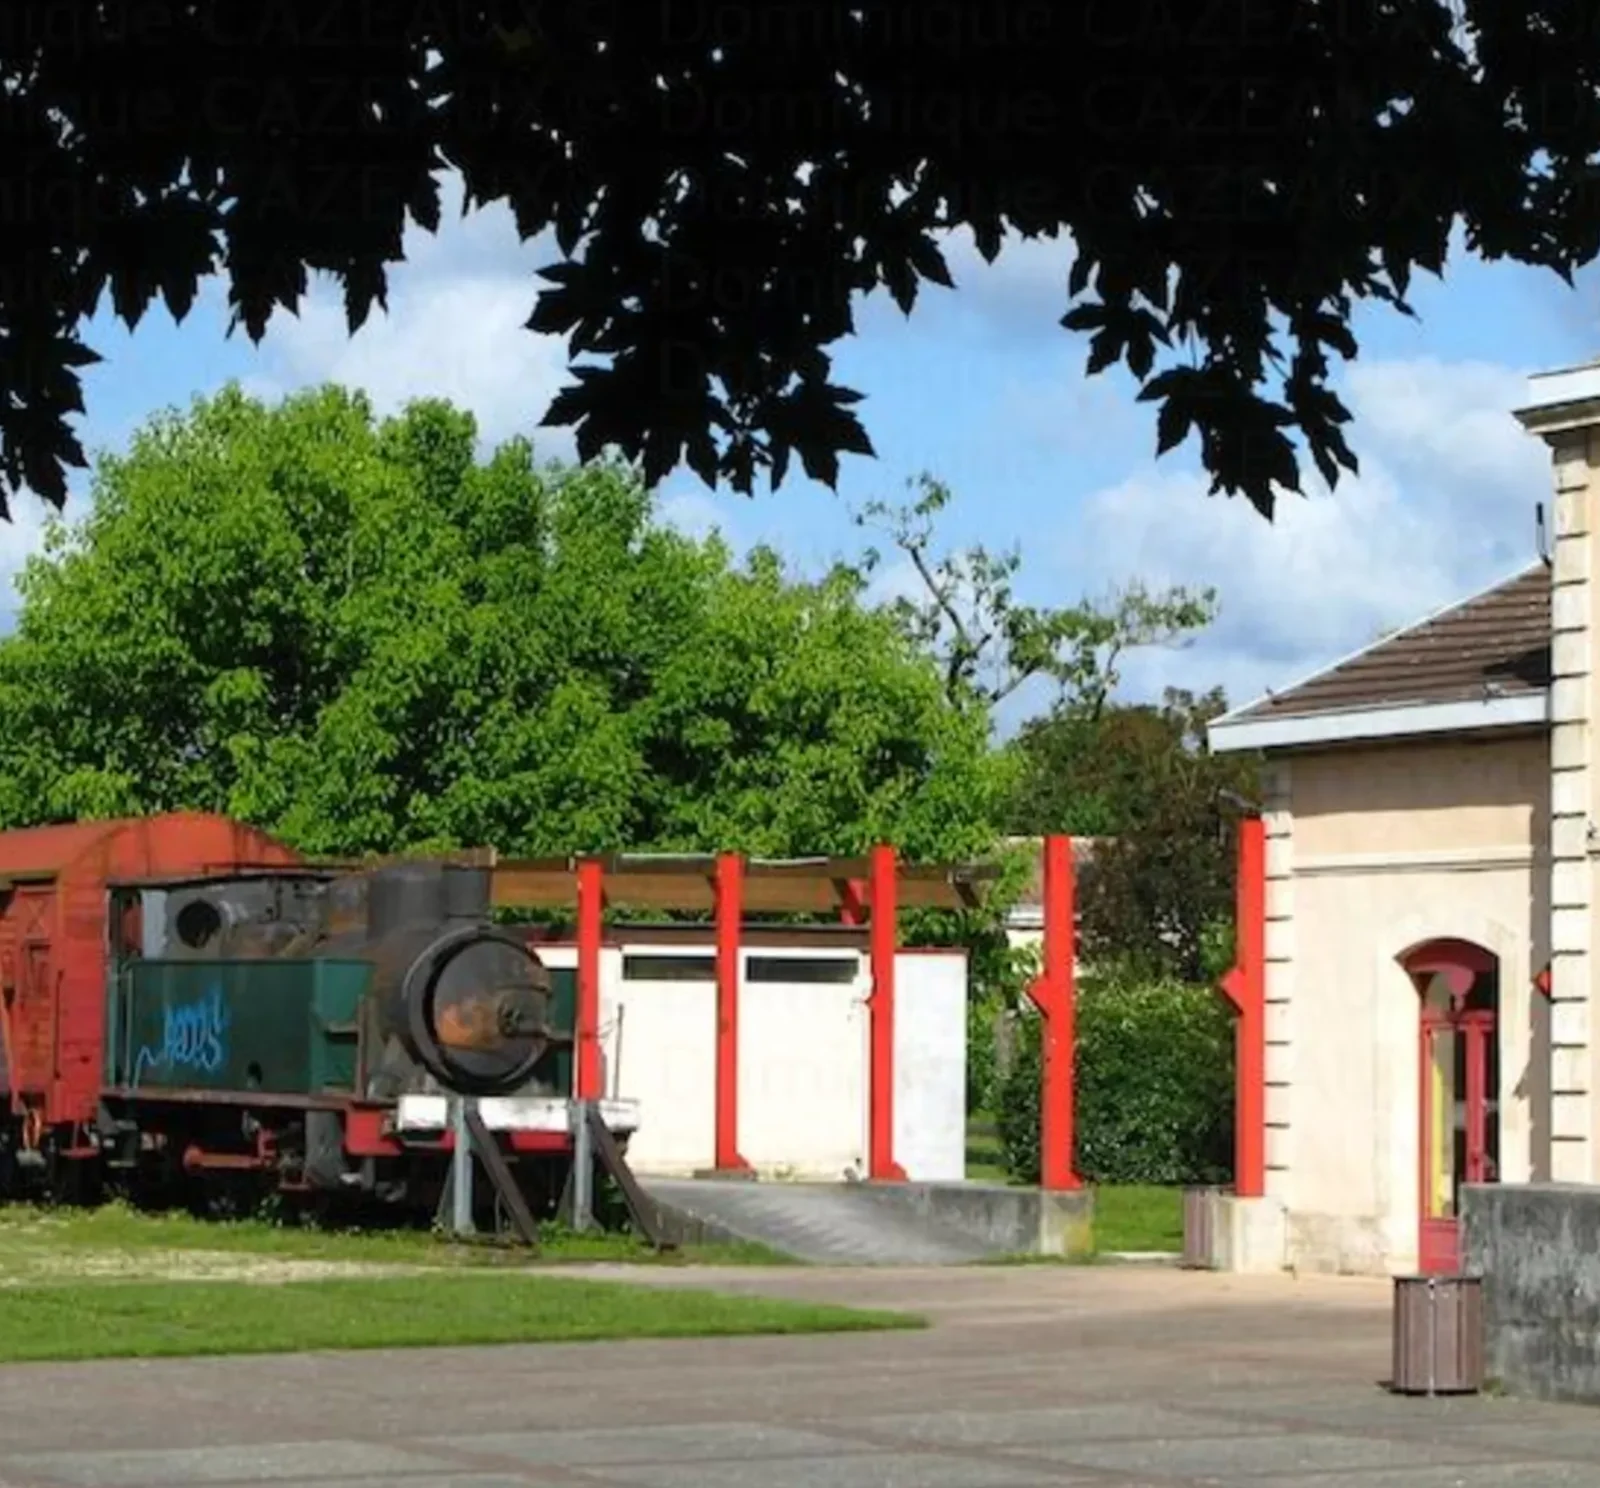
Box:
[0,812,301,1184]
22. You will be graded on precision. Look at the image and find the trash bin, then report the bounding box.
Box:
[1390,1274,1485,1395]
[1181,1186,1223,1270]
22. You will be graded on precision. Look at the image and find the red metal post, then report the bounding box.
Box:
[1024,835,1081,1191]
[713,852,751,1172]
[1218,816,1266,1199]
[575,857,605,1101]
[868,844,907,1180]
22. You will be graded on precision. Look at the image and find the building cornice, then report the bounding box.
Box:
[1207,693,1547,754]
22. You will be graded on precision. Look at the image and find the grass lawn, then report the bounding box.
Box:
[1092,1185,1182,1254]
[0,1200,787,1277]
[0,1203,912,1363]
[0,1272,920,1364]
[963,1116,1013,1185]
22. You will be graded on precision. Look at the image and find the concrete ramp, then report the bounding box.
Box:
[641,1176,1090,1265]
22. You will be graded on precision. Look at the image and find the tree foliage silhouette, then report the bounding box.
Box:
[2,0,1593,518]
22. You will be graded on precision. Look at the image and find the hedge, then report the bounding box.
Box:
[995,970,1235,1186]
[966,992,1004,1114]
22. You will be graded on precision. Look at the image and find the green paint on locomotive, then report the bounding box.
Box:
[533,965,576,1093]
[104,958,579,1099]
[107,960,371,1096]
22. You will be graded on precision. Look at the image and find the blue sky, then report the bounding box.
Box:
[3,176,1595,728]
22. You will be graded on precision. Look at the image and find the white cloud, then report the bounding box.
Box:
[846,225,1078,349]
[256,175,573,457]
[861,554,924,609]
[1066,356,1550,710]
[262,277,571,455]
[992,355,1145,455]
[379,176,549,282]
[933,228,1075,337]
[656,488,744,548]
[1340,358,1539,491]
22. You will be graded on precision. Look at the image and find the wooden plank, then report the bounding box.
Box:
[488,864,584,911]
[585,1104,675,1251]
[462,1108,542,1249]
[490,856,1000,914]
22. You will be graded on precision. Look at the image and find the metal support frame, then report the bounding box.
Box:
[570,1096,594,1232]
[575,858,604,1101]
[450,1096,474,1235]
[584,1102,673,1250]
[713,852,751,1173]
[868,844,907,1181]
[543,843,967,1191]
[1219,816,1267,1199]
[1025,834,1081,1191]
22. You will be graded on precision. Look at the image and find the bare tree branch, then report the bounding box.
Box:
[854,473,1219,718]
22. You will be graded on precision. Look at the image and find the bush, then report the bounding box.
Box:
[963,937,1040,1118]
[995,969,1235,1186]
[966,993,1001,1115]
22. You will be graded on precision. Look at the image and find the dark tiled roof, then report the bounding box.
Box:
[1230,563,1550,722]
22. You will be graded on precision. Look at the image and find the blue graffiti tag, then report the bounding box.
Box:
[132,988,230,1085]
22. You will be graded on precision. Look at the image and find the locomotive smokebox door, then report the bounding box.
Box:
[403,928,555,1097]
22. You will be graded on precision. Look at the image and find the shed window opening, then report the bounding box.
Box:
[621,954,716,982]
[744,955,859,984]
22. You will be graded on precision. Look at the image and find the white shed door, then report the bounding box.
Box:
[736,950,867,1179]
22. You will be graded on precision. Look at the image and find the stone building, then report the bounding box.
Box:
[1202,361,1600,1275]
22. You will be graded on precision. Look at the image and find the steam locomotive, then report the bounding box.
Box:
[4,852,584,1218]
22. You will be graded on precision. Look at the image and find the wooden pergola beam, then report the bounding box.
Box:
[487,854,997,915]
[122,847,1000,916]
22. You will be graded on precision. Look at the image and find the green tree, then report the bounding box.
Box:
[2,4,1594,520]
[0,384,1001,864]
[1009,687,1261,981]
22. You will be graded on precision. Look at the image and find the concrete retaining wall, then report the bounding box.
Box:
[1461,1182,1600,1402]
[643,1178,1095,1263]
[854,1181,1095,1259]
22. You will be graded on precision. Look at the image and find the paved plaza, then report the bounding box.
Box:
[2,1262,1599,1486]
